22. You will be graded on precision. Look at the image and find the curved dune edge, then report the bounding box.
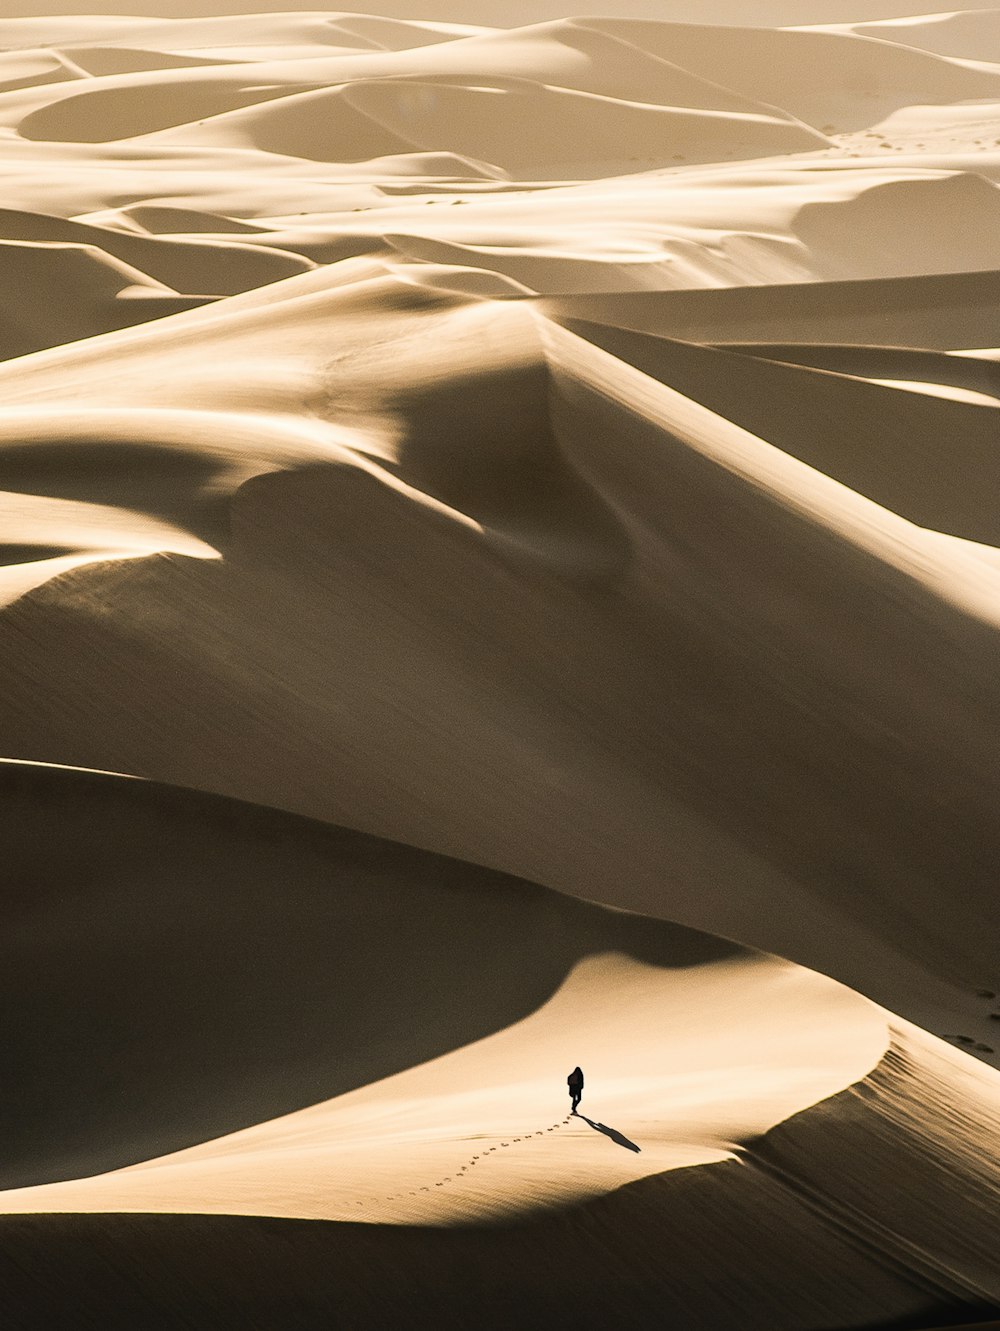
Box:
[1,1042,999,1327]
[0,276,999,1065]
[3,12,1000,354]
[0,759,882,1203]
[2,761,1000,1329]
[0,950,888,1225]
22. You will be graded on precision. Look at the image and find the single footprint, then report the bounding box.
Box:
[976,989,997,999]
[975,1044,995,1053]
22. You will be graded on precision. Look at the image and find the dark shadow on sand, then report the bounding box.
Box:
[0,762,732,1190]
[578,1114,641,1153]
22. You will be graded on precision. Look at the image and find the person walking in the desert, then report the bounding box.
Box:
[567,1066,584,1113]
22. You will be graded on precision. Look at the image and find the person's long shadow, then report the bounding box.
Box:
[576,1113,641,1153]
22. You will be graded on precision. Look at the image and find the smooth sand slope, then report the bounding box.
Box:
[1,760,999,1330]
[2,271,1000,1042]
[3,6,1000,1329]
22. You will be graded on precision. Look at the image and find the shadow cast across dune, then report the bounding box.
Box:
[576,1113,641,1153]
[556,316,1000,549]
[0,761,736,1192]
[5,1029,998,1329]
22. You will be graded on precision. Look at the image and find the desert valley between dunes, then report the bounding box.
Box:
[3,0,1000,1327]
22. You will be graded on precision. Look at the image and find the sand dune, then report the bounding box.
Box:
[712,339,1000,392]
[590,17,1000,128]
[11,155,1000,307]
[794,171,1000,278]
[156,64,827,176]
[544,267,1000,347]
[808,9,1000,61]
[0,238,211,359]
[2,761,999,1329]
[1,273,999,1032]
[559,320,1000,542]
[0,207,313,297]
[4,5,1000,1328]
[0,47,86,91]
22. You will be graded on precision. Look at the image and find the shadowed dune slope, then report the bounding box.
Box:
[0,48,84,91]
[0,208,313,300]
[57,45,244,74]
[0,760,735,1189]
[7,72,321,141]
[1,760,999,1329]
[0,1130,998,1331]
[0,279,1000,1051]
[0,1200,991,1331]
[710,342,1000,397]
[541,268,1000,349]
[0,239,211,360]
[558,319,1000,544]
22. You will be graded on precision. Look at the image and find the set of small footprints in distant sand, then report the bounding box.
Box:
[350,1116,575,1211]
[944,989,999,1056]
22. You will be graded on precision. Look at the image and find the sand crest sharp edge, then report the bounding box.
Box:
[1,758,999,1330]
[540,268,1000,351]
[0,275,999,1045]
[743,1023,1000,1309]
[0,756,742,1189]
[553,318,1000,544]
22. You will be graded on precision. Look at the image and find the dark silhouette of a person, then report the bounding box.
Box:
[567,1066,584,1113]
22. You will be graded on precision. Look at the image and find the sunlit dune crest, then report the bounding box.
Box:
[3,4,1000,1328]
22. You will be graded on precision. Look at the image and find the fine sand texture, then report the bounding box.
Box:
[2,761,1000,1330]
[3,5,1000,1329]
